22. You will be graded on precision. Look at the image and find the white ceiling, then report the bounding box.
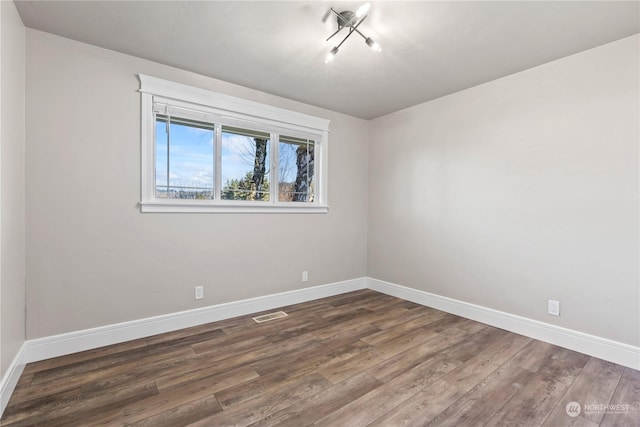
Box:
[15,1,640,119]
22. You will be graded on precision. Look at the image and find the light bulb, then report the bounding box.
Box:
[365,37,382,53]
[325,46,339,63]
[356,2,371,18]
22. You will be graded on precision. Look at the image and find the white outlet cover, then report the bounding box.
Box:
[548,299,560,316]
[195,286,204,300]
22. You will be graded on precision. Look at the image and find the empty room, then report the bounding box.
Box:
[1,1,638,425]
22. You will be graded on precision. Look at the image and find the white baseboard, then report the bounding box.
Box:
[0,345,26,416]
[367,277,640,370]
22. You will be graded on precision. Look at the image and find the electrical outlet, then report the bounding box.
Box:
[548,299,560,316]
[195,286,204,300]
[302,271,308,282]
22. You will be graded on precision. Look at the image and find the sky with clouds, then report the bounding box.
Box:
[155,121,300,195]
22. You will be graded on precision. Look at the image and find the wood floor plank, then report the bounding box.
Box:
[267,320,328,344]
[483,344,591,427]
[318,322,447,385]
[536,347,592,379]
[369,305,432,329]
[298,316,381,342]
[252,323,378,377]
[185,373,331,427]
[368,378,467,426]
[127,394,223,427]
[89,389,222,426]
[2,380,158,427]
[190,334,270,359]
[161,357,259,392]
[84,365,258,425]
[316,350,462,426]
[426,363,534,427]
[600,367,640,427]
[440,331,532,392]
[215,356,332,409]
[216,311,304,338]
[20,337,149,377]
[360,307,448,345]
[189,325,330,382]
[315,302,373,319]
[247,372,383,427]
[485,371,579,427]
[509,339,559,372]
[542,411,600,427]
[144,323,225,346]
[420,325,504,365]
[346,292,406,311]
[542,357,625,427]
[323,290,380,307]
[27,333,204,386]
[366,325,477,382]
[310,306,404,337]
[8,346,194,407]
[2,290,636,427]
[215,332,374,409]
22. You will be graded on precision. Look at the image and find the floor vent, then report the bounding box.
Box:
[252,311,288,323]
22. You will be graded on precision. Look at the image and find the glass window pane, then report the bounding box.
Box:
[221,126,271,201]
[278,136,315,202]
[155,119,169,198]
[155,115,214,199]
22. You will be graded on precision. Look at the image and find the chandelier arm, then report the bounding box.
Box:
[335,15,369,48]
[350,17,370,40]
[335,27,356,49]
[326,27,343,42]
[332,7,350,27]
[334,10,368,35]
[326,8,353,42]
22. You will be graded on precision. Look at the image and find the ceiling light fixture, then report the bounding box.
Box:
[323,2,381,63]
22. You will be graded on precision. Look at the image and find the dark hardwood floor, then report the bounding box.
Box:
[2,290,638,426]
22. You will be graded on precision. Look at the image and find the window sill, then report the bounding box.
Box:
[139,200,329,214]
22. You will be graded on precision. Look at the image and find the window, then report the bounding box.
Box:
[278,135,315,202]
[220,126,271,201]
[155,115,215,200]
[139,75,329,213]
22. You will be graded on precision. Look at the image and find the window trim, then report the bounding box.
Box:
[138,74,330,213]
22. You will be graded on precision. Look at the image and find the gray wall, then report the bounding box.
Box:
[25,29,369,339]
[368,35,639,346]
[1,1,26,376]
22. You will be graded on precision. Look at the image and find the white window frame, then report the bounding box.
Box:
[138,74,330,213]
